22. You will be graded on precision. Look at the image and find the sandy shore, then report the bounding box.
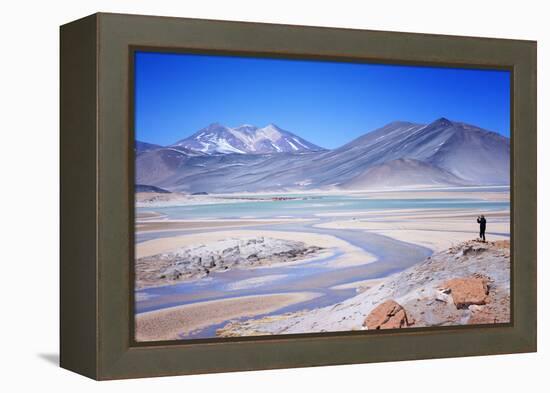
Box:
[136,192,252,208]
[315,207,508,218]
[135,292,321,341]
[315,209,509,252]
[136,218,313,233]
[136,229,376,267]
[366,229,508,253]
[188,186,509,201]
[347,188,510,201]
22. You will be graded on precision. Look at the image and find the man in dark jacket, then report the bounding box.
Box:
[477,215,487,242]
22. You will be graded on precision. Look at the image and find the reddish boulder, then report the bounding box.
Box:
[441,276,489,309]
[363,300,413,330]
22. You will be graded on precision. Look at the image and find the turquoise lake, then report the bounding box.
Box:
[138,193,510,220]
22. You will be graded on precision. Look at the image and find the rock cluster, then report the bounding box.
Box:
[136,237,324,288]
[216,239,511,336]
[363,240,510,328]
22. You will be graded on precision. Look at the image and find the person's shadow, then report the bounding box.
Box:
[38,353,59,366]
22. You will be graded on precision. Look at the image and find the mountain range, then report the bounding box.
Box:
[135,118,510,193]
[172,123,325,155]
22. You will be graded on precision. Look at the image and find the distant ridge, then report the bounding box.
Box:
[136,118,510,193]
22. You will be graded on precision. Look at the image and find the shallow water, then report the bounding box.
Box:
[138,194,509,220]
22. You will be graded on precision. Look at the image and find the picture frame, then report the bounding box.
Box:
[60,12,537,380]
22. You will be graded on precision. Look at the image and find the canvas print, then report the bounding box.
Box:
[133,52,511,342]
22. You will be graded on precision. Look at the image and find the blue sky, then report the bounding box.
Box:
[135,52,510,149]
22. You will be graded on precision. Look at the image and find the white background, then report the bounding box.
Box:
[0,0,546,391]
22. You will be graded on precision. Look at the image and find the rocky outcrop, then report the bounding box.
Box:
[136,237,324,289]
[440,275,489,309]
[216,240,511,336]
[363,300,414,329]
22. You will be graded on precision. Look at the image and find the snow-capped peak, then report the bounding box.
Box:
[171,123,325,155]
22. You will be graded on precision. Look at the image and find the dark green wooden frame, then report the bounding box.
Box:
[60,12,537,380]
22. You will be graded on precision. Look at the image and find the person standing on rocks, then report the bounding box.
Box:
[477,215,487,242]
